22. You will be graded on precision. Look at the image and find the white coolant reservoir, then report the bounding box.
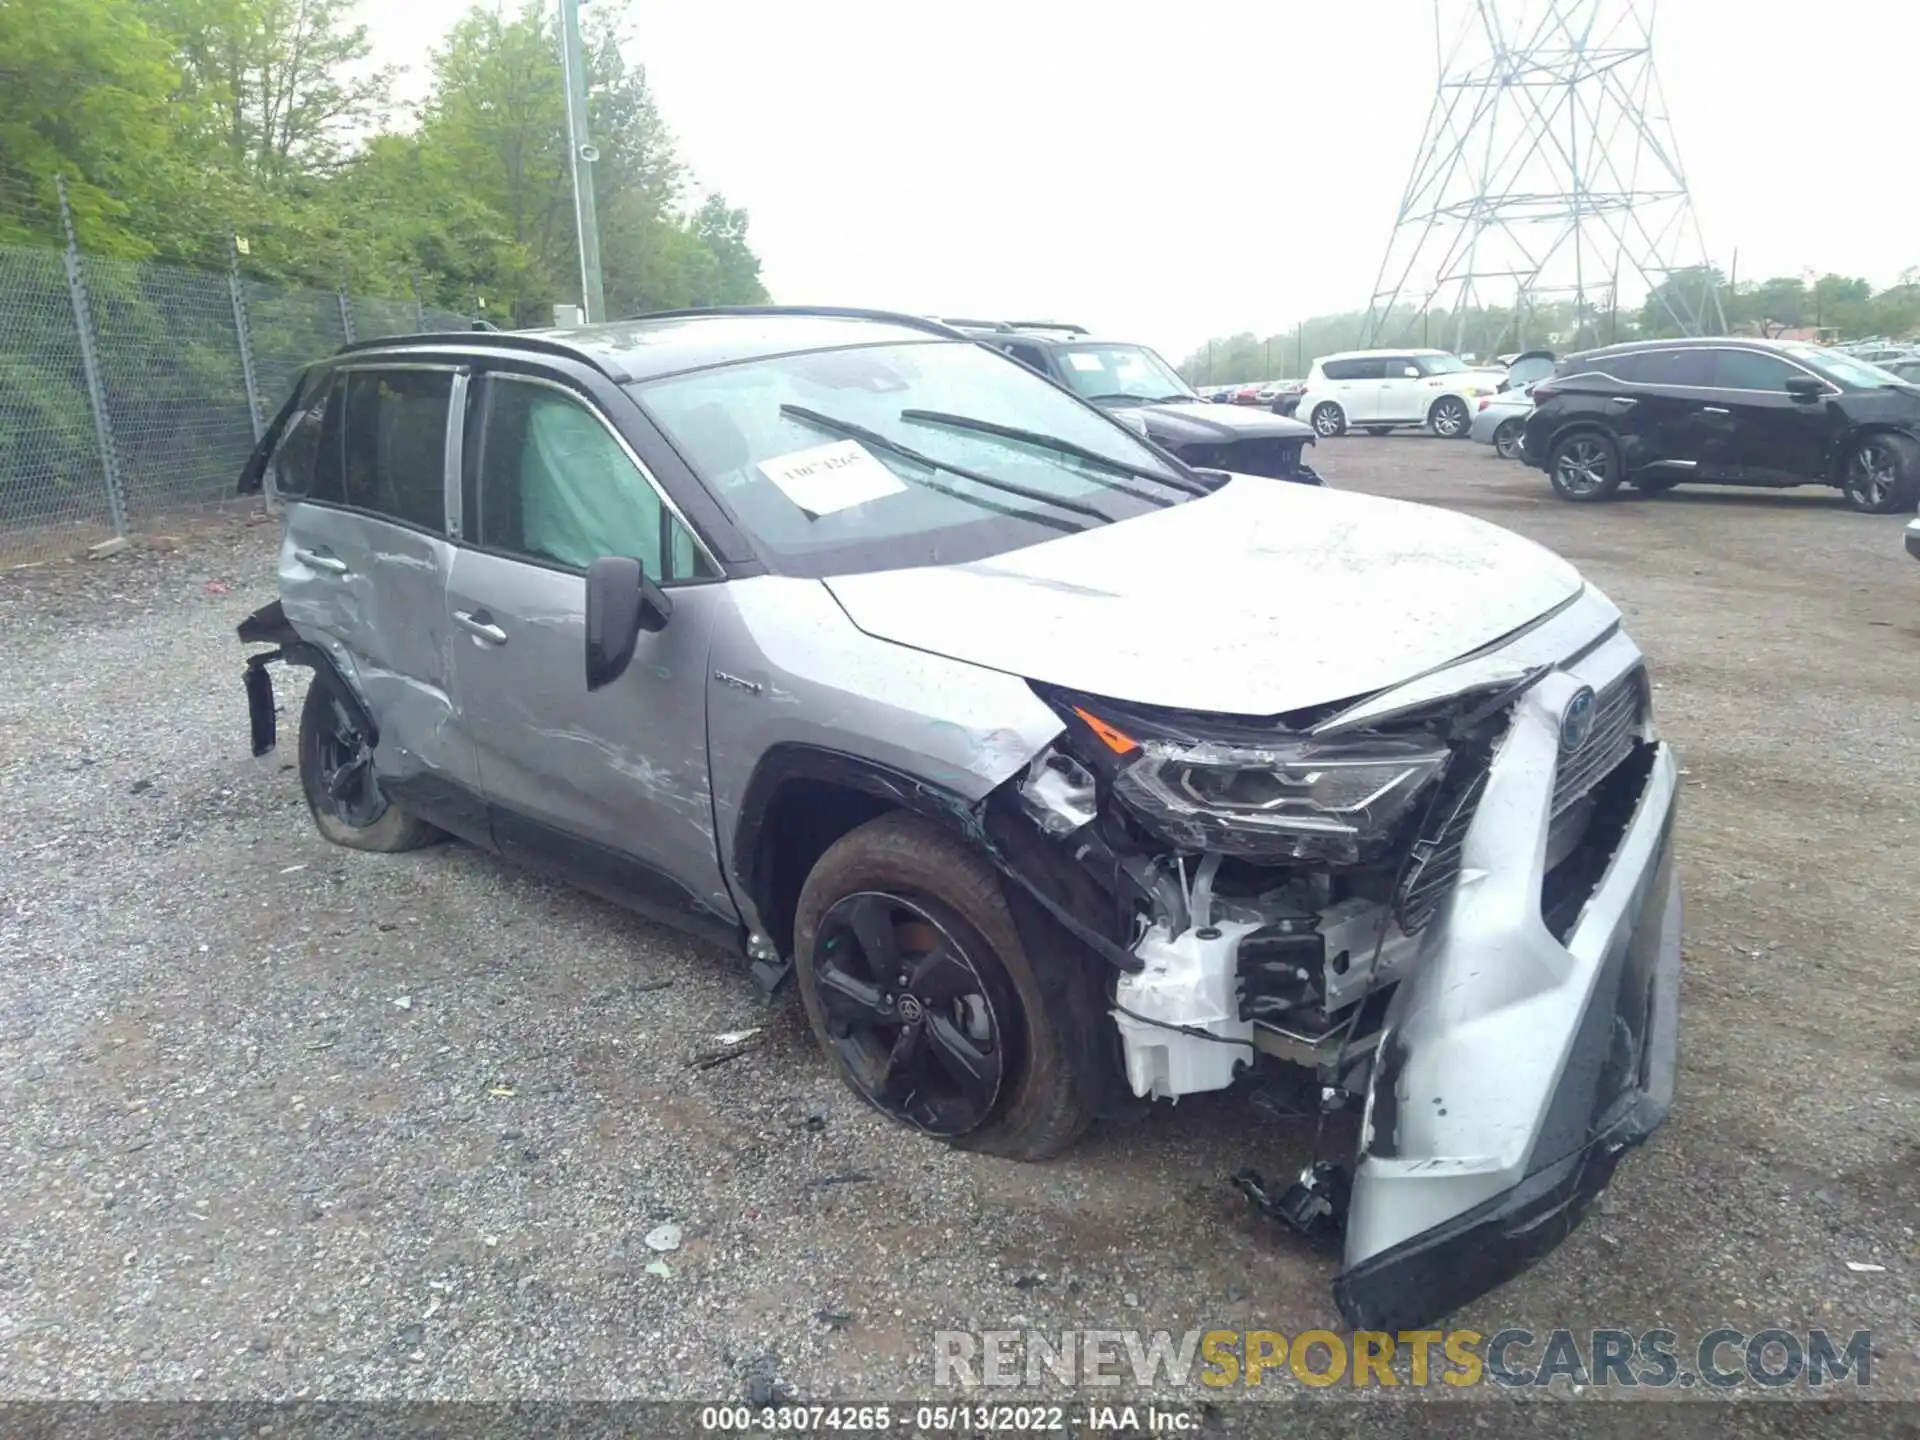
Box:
[1112,919,1259,1101]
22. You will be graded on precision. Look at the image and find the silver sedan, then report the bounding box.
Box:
[1469,387,1535,458]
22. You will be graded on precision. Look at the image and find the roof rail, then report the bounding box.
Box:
[623,305,970,339]
[332,328,606,370]
[1006,320,1090,335]
[938,317,1017,332]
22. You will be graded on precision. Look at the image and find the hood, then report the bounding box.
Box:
[1096,395,1315,446]
[822,476,1584,716]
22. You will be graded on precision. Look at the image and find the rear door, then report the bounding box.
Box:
[271,362,484,829]
[444,368,735,936]
[1599,348,1717,474]
[1374,355,1425,421]
[1707,347,1832,483]
[1324,358,1379,421]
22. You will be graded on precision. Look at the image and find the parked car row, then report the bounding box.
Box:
[941,321,1322,485]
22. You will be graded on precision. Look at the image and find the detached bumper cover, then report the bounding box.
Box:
[1333,645,1682,1332]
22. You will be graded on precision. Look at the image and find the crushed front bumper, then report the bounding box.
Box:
[1333,644,1681,1331]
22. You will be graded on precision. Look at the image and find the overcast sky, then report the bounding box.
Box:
[371,0,1920,360]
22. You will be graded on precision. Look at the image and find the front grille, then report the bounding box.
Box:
[1552,669,1644,817]
[1395,759,1490,934]
[1219,436,1308,480]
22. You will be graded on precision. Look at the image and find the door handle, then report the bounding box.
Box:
[1607,396,1638,408]
[454,610,508,645]
[294,548,348,575]
[1702,406,1731,416]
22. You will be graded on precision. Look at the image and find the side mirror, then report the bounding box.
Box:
[1402,366,1421,378]
[584,555,673,691]
[1784,375,1824,403]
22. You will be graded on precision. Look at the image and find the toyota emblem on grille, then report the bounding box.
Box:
[1560,685,1597,753]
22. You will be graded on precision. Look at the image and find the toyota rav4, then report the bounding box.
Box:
[235,307,1681,1332]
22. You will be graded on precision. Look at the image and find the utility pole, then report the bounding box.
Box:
[558,0,606,323]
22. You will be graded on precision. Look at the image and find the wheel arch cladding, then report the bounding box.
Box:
[731,745,981,961]
[238,599,376,756]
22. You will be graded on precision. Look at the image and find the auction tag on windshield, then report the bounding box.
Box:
[1065,352,1105,371]
[757,439,906,517]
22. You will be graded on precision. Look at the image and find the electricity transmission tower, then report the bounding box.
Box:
[1364,0,1722,353]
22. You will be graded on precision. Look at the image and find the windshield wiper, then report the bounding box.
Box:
[778,405,1117,526]
[898,409,1208,498]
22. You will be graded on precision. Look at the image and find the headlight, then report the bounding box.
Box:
[1111,736,1451,864]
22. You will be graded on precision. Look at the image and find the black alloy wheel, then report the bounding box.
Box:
[1842,435,1920,514]
[296,676,441,852]
[809,891,1010,1137]
[308,690,386,828]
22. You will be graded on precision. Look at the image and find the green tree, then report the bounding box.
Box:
[155,0,395,182]
[0,0,189,252]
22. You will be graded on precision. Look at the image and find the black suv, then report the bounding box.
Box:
[942,319,1322,485]
[1520,337,1920,513]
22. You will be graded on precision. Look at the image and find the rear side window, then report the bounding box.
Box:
[1323,358,1382,381]
[267,371,330,500]
[339,370,452,531]
[1605,350,1713,387]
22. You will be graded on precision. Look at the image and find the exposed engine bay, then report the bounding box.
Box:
[979,614,1675,1329]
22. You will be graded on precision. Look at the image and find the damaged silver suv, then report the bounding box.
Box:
[235,308,1680,1331]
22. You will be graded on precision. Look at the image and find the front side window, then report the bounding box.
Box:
[474,377,710,581]
[1002,343,1049,375]
[1047,343,1193,403]
[633,339,1189,578]
[1605,350,1714,387]
[1711,349,1802,391]
[339,370,452,530]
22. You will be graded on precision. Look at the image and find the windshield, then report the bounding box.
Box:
[1049,343,1195,402]
[632,340,1190,577]
[1782,344,1906,389]
[1414,354,1470,376]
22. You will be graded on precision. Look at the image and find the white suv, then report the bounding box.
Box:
[1297,348,1505,439]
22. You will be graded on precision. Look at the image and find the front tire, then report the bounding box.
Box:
[298,674,442,852]
[793,812,1096,1161]
[1310,403,1346,438]
[1841,433,1920,514]
[1429,395,1471,438]
[1547,431,1626,502]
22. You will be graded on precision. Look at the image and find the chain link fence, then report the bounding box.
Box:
[0,223,472,564]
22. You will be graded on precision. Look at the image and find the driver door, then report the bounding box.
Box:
[445,370,735,934]
[1375,356,1425,421]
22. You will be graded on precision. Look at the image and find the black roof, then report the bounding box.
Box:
[334,306,970,384]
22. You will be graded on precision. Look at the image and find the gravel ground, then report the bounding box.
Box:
[1,444,1916,1427]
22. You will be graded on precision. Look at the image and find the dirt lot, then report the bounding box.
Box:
[1,437,1915,1425]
